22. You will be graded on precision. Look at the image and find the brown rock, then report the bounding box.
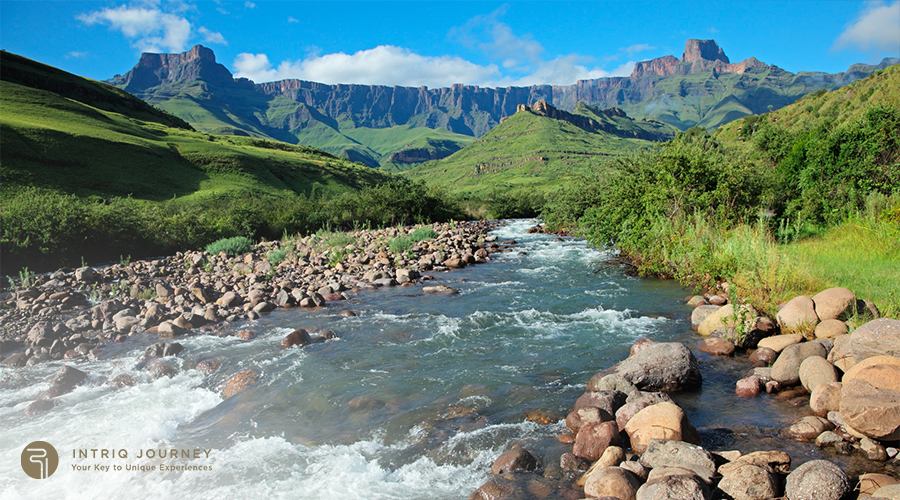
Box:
[748,347,777,367]
[735,376,763,398]
[812,287,856,321]
[757,333,804,353]
[777,296,819,332]
[573,421,620,461]
[698,337,735,356]
[584,467,640,500]
[691,305,720,331]
[24,399,55,416]
[281,328,312,348]
[158,320,189,337]
[491,448,537,474]
[423,285,456,294]
[222,369,259,398]
[798,356,838,392]
[851,318,900,362]
[857,473,900,497]
[718,450,791,475]
[843,362,900,392]
[572,390,627,415]
[566,406,613,433]
[623,402,699,454]
[828,334,856,372]
[717,464,780,500]
[788,415,834,441]
[840,378,900,440]
[771,341,827,386]
[815,319,848,339]
[630,337,658,356]
[809,382,842,416]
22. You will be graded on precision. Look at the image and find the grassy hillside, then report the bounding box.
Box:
[405,103,676,196]
[1,52,470,273]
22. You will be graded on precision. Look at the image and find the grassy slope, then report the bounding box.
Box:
[0,53,394,202]
[406,106,676,196]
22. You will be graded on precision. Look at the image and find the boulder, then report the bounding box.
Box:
[842,354,900,383]
[38,365,87,399]
[861,436,889,461]
[616,393,674,430]
[491,448,537,474]
[814,319,847,339]
[777,296,819,331]
[698,337,735,356]
[158,321,189,337]
[594,342,701,392]
[573,390,627,415]
[873,484,900,499]
[698,304,758,338]
[757,333,803,353]
[843,361,900,391]
[787,415,834,441]
[851,319,900,362]
[858,473,900,497]
[716,463,780,500]
[573,420,620,461]
[840,378,900,440]
[144,342,184,358]
[587,373,639,397]
[624,402,699,454]
[635,473,710,500]
[748,347,777,367]
[827,334,856,372]
[771,342,827,386]
[638,439,715,485]
[691,305,720,331]
[735,376,763,398]
[281,328,312,348]
[423,285,456,294]
[809,382,842,416]
[811,287,856,321]
[584,467,641,500]
[784,459,849,500]
[222,369,259,399]
[798,356,838,392]
[25,399,55,416]
[566,406,613,433]
[718,450,791,475]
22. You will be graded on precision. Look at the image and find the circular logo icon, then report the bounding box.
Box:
[21,441,58,479]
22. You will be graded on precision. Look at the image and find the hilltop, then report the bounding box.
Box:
[404,100,676,196]
[107,41,896,168]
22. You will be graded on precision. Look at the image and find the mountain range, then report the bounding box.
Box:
[109,40,898,169]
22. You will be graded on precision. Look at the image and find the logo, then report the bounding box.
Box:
[21,441,58,479]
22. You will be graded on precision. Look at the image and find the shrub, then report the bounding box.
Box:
[389,235,413,254]
[409,227,437,241]
[205,236,254,257]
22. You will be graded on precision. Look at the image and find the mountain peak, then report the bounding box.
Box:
[682,39,729,64]
[109,44,232,92]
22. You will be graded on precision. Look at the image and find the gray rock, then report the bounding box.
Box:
[771,342,827,386]
[490,448,537,474]
[587,373,639,396]
[784,459,849,500]
[639,439,715,485]
[717,463,780,500]
[798,356,838,392]
[691,305,721,331]
[594,341,701,392]
[636,473,710,500]
[851,318,900,362]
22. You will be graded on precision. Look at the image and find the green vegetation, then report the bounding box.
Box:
[0,52,467,274]
[543,67,900,317]
[206,236,254,257]
[408,227,438,241]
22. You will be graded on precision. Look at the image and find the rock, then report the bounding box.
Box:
[26,321,61,346]
[616,394,675,430]
[814,430,843,448]
[639,439,716,485]
[697,303,755,338]
[749,347,777,367]
[718,450,791,475]
[815,319,847,339]
[686,295,705,307]
[757,333,804,353]
[491,448,538,474]
[423,285,456,294]
[252,301,275,314]
[566,406,613,434]
[851,319,900,362]
[843,360,900,392]
[788,415,834,441]
[630,337,658,356]
[38,365,87,399]
[573,390,627,415]
[717,463,780,500]
[840,378,900,440]
[281,328,312,348]
[873,484,900,499]
[858,473,900,497]
[158,321,189,337]
[24,399,55,416]
[109,374,136,388]
[146,358,178,378]
[812,287,856,321]
[586,373,639,396]
[573,420,620,461]
[777,295,819,332]
[861,436,888,461]
[624,402,699,454]
[691,305,720,331]
[619,461,649,481]
[809,382,842,416]
[698,337,735,356]
[1,353,28,367]
[560,453,589,473]
[828,334,856,372]
[144,342,184,358]
[735,376,763,398]
[771,341,827,386]
[798,356,838,392]
[222,369,259,398]
[155,282,173,298]
[584,467,641,500]
[635,473,710,500]
[75,266,96,282]
[595,342,701,393]
[784,459,849,500]
[469,475,530,500]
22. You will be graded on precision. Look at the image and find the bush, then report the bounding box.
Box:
[389,235,413,254]
[205,236,254,257]
[409,227,437,241]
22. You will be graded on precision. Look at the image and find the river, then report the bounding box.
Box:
[0,219,853,499]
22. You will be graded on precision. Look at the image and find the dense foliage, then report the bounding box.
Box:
[1,179,467,274]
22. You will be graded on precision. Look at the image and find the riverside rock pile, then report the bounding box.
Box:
[473,286,900,499]
[0,220,502,409]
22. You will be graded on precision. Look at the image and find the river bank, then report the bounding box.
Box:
[2,219,898,499]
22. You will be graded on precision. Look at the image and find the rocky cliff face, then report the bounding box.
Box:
[108,45,235,92]
[682,39,729,64]
[631,39,768,78]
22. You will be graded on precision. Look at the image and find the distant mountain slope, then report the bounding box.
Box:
[108,41,897,167]
[404,100,677,195]
[0,51,392,201]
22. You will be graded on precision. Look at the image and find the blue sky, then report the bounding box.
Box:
[1,1,898,88]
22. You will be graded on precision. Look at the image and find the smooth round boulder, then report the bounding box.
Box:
[573,420,620,461]
[784,459,849,500]
[222,369,259,399]
[624,402,699,454]
[735,376,763,398]
[812,287,856,321]
[788,415,834,441]
[758,333,804,353]
[699,337,735,356]
[638,439,715,485]
[717,463,780,500]
[573,390,627,415]
[798,356,838,392]
[584,467,640,500]
[635,473,710,500]
[491,448,537,474]
[809,382,842,416]
[718,450,791,476]
[777,296,819,332]
[771,342,827,386]
[586,373,639,396]
[842,355,900,382]
[749,347,777,367]
[840,378,900,440]
[815,319,848,339]
[873,483,900,499]
[593,342,701,393]
[691,305,721,331]
[851,318,900,362]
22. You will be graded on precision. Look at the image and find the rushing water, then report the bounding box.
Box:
[0,220,859,499]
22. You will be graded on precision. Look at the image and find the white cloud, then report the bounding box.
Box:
[233,46,500,88]
[199,26,227,45]
[621,44,657,56]
[66,51,89,59]
[77,5,192,53]
[834,1,900,53]
[244,1,256,9]
[287,16,299,23]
